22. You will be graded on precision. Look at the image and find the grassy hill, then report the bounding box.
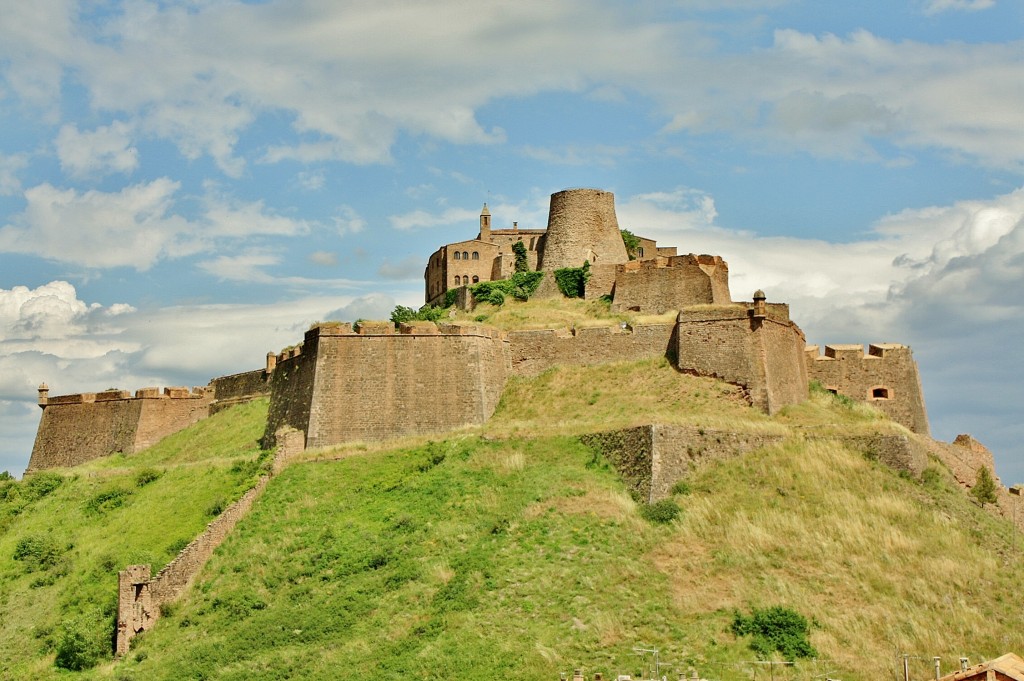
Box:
[3,355,1024,680]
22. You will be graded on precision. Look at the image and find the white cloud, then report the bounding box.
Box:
[0,153,28,195]
[0,180,326,270]
[333,206,366,235]
[55,121,139,179]
[923,0,995,15]
[390,207,480,231]
[308,250,338,267]
[377,256,422,281]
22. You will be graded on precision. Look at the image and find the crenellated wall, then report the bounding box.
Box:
[805,343,929,435]
[27,386,213,472]
[263,321,511,449]
[676,305,808,415]
[611,254,732,314]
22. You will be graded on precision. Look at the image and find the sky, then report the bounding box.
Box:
[1,0,1023,481]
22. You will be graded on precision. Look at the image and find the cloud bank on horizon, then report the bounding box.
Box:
[1,0,1022,480]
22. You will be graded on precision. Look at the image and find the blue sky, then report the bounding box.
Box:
[2,0,1023,481]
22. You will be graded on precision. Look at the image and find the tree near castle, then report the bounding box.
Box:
[972,465,998,505]
[512,240,529,273]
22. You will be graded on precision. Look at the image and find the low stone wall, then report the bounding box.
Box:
[115,427,305,655]
[508,323,675,378]
[836,433,928,478]
[581,425,784,502]
[209,369,271,414]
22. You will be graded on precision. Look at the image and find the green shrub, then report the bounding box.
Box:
[512,240,529,272]
[443,288,458,307]
[14,534,65,571]
[639,499,681,524]
[972,465,998,505]
[206,497,227,517]
[24,472,64,501]
[670,480,692,496]
[621,228,641,260]
[390,305,445,324]
[53,612,109,671]
[731,606,817,660]
[134,468,162,487]
[85,487,133,515]
[469,271,544,306]
[554,261,591,298]
[0,470,13,480]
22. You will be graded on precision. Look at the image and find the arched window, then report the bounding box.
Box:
[463,251,469,260]
[455,275,461,286]
[472,251,479,260]
[871,387,891,399]
[453,251,461,260]
[472,275,479,283]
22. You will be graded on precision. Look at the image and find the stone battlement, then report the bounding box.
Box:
[805,343,928,435]
[40,386,208,406]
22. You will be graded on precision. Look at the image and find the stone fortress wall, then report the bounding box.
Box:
[805,343,930,436]
[27,385,213,472]
[262,321,510,449]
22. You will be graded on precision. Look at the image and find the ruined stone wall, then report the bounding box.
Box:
[539,189,628,271]
[265,322,510,449]
[611,255,732,313]
[675,307,807,414]
[805,344,929,435]
[507,323,676,378]
[209,369,270,414]
[580,427,654,500]
[27,387,213,472]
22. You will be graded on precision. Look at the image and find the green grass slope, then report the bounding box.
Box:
[86,364,1023,681]
[5,359,1024,680]
[0,399,269,679]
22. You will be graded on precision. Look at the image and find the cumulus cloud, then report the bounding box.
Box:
[323,293,397,322]
[0,180,326,270]
[308,251,338,266]
[55,121,139,179]
[390,207,480,231]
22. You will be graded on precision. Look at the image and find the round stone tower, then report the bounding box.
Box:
[538,188,629,271]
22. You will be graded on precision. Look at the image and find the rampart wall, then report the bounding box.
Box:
[676,306,808,414]
[209,368,271,414]
[611,254,732,314]
[805,344,929,435]
[27,387,212,472]
[264,322,511,449]
[507,323,676,378]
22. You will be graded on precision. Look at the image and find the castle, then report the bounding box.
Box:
[27,187,1002,658]
[27,187,928,472]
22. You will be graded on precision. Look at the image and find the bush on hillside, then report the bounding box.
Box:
[639,499,681,524]
[53,612,109,671]
[24,472,65,501]
[13,534,66,571]
[731,606,817,661]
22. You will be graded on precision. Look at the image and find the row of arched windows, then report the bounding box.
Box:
[453,251,479,260]
[454,275,480,286]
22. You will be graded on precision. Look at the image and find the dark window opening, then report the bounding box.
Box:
[472,251,479,260]
[872,387,890,399]
[453,251,461,260]
[472,275,479,283]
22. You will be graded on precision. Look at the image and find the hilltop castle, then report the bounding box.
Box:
[27,187,928,473]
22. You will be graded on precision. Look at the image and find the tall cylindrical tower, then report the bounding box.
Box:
[538,188,628,271]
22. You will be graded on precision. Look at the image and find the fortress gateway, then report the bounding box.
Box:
[28,188,928,474]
